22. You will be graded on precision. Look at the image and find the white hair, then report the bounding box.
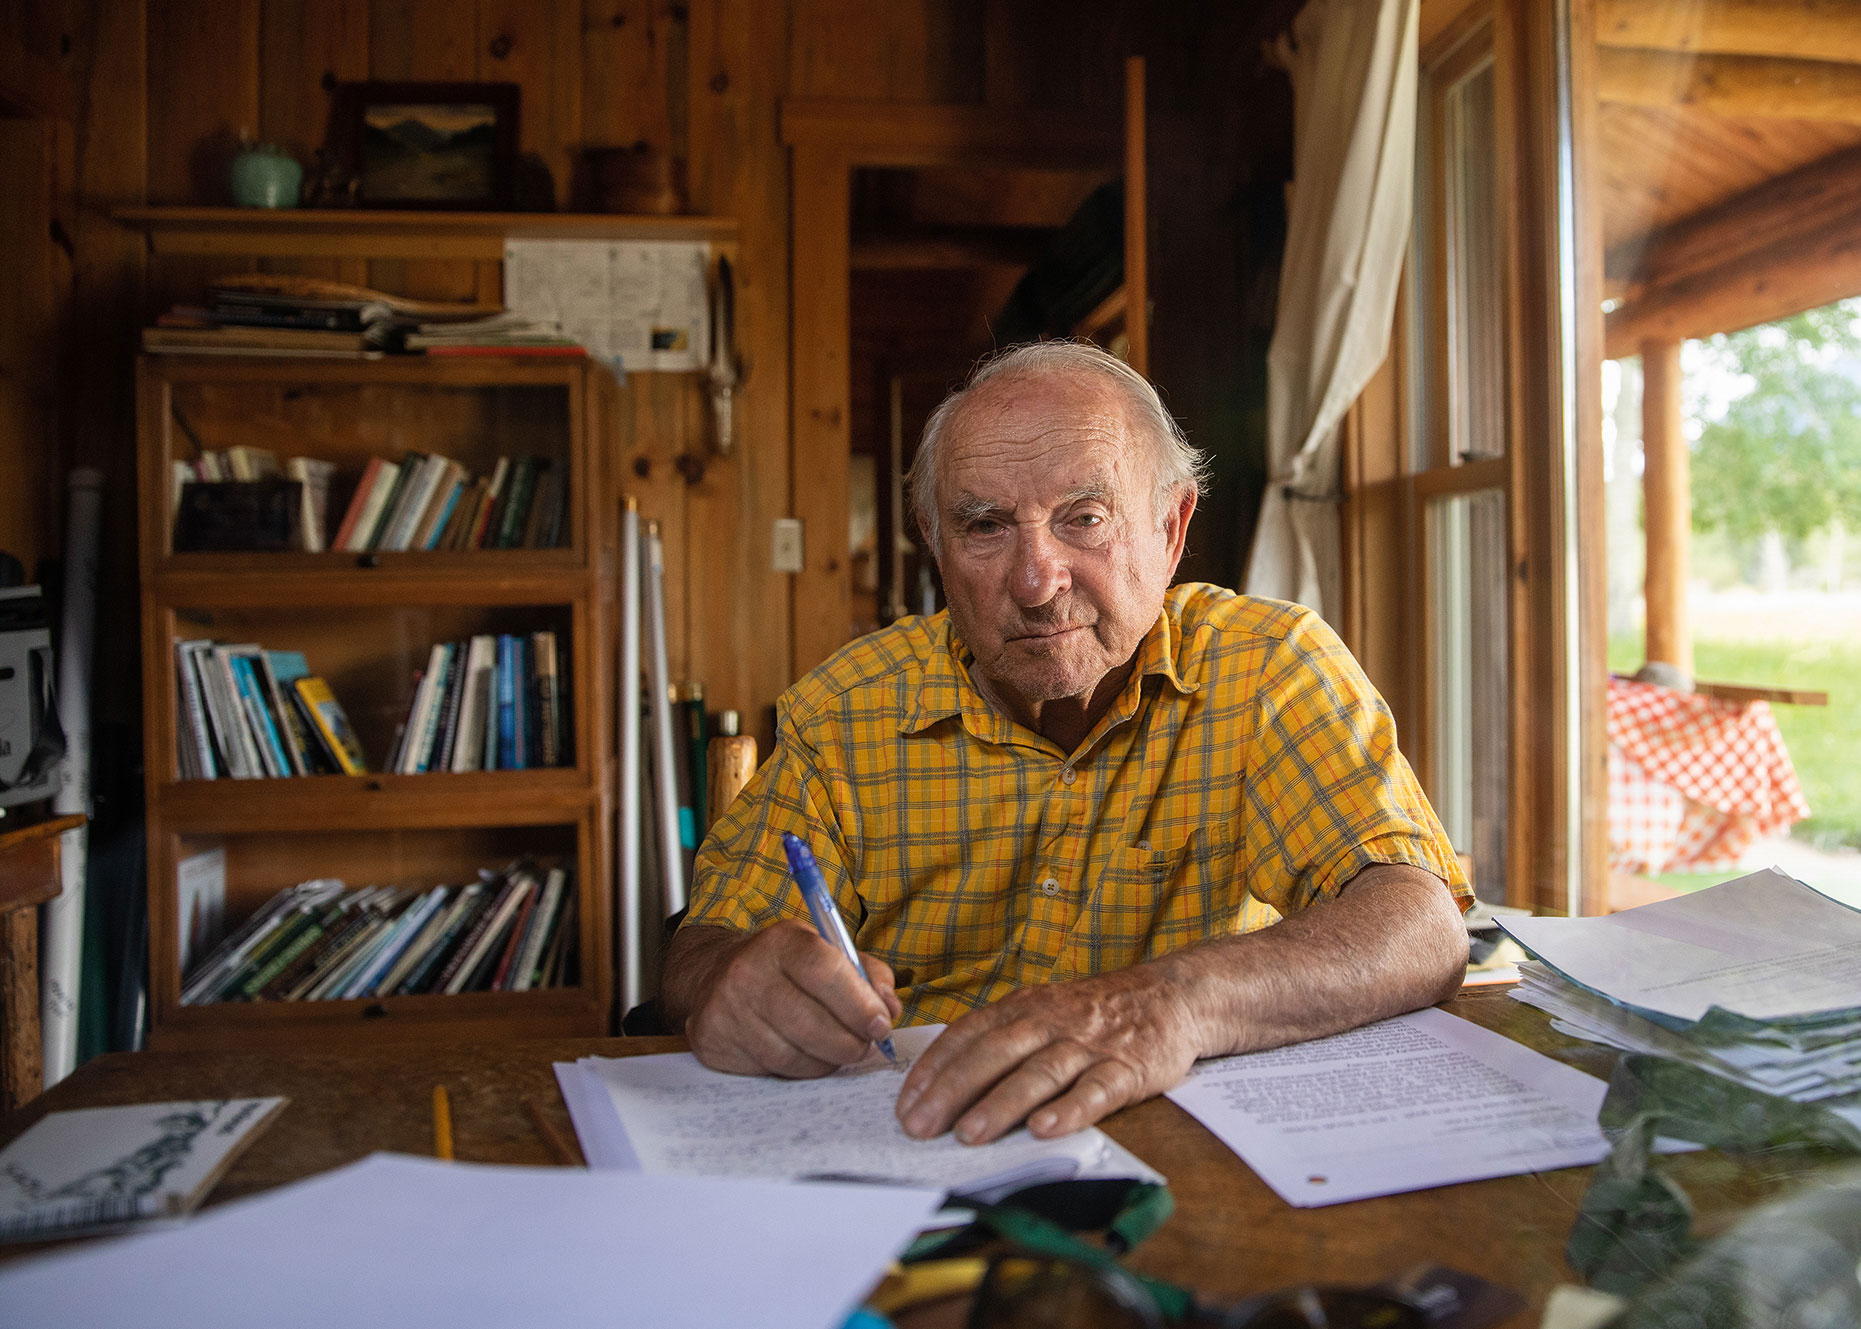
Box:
[907,340,1210,551]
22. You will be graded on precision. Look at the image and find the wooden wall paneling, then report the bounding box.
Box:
[789,0,984,103]
[478,0,581,210]
[366,0,481,299]
[258,0,371,285]
[144,0,261,313]
[0,117,56,576]
[981,0,1131,111]
[50,0,148,728]
[145,1,260,205]
[579,0,683,163]
[788,143,852,679]
[687,0,793,746]
[613,373,691,685]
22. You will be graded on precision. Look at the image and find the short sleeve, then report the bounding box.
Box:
[1239,609,1469,915]
[681,723,863,938]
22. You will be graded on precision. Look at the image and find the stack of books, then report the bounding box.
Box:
[332,452,566,553]
[388,632,568,774]
[179,861,577,1005]
[170,447,338,553]
[174,642,366,780]
[403,311,582,358]
[144,285,401,359]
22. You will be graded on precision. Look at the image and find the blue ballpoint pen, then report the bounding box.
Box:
[781,831,897,1063]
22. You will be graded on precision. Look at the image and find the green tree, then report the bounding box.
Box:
[1689,303,1861,544]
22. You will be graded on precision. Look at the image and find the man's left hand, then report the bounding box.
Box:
[894,967,1205,1144]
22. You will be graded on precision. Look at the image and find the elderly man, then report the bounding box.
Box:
[661,341,1470,1148]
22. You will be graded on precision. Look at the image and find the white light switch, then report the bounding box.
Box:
[772,518,804,573]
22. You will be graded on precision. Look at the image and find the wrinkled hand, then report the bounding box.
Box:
[684,920,902,1078]
[895,968,1205,1145]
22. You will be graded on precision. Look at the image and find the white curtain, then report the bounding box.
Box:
[1243,0,1419,620]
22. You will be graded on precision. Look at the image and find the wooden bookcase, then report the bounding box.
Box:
[137,353,616,1051]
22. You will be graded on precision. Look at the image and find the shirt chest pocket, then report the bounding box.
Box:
[1073,823,1241,973]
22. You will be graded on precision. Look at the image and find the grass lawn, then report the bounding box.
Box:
[1609,632,1861,849]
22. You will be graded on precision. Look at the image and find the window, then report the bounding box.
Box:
[1409,21,1511,904]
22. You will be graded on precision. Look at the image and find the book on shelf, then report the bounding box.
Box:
[285,457,337,553]
[177,860,576,1005]
[173,640,368,780]
[324,451,566,554]
[332,457,399,551]
[389,631,569,775]
[294,677,367,775]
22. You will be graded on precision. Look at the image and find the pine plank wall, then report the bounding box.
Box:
[5,0,1293,745]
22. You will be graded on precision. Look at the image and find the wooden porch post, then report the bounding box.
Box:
[1640,338,1692,675]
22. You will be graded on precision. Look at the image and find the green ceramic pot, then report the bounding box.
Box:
[229,146,302,209]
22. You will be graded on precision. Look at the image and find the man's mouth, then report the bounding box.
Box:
[1009,625,1087,642]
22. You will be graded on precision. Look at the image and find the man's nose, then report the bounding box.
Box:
[1010,527,1070,607]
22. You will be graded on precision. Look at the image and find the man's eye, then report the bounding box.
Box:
[1072,513,1104,529]
[968,519,1004,536]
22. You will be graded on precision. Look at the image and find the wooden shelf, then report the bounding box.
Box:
[156,771,595,834]
[150,985,601,1052]
[114,206,737,261]
[153,559,595,608]
[139,352,615,1051]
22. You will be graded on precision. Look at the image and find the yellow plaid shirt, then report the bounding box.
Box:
[685,584,1469,1027]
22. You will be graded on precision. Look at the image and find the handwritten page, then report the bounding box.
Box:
[0,1154,941,1329]
[1166,1008,1686,1207]
[560,1023,1161,1198]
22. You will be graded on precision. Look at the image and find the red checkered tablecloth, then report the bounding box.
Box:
[1607,676,1812,874]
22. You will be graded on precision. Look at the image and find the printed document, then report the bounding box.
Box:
[558,1023,1160,1198]
[1165,1008,1684,1207]
[1499,867,1861,1024]
[0,1154,943,1329]
[503,239,709,372]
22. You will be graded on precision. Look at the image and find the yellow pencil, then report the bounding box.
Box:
[432,1084,454,1161]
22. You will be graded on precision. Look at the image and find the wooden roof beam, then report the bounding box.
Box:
[1598,46,1861,124]
[1604,142,1861,355]
[1605,141,1861,353]
[1605,141,1861,293]
[1597,0,1861,65]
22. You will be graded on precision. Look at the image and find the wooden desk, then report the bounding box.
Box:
[0,987,1840,1322]
[0,813,82,1111]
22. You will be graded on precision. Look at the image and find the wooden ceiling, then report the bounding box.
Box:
[1596,0,1861,345]
[1597,104,1861,259]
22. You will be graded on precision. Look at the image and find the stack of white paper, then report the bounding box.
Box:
[557,1023,1161,1201]
[0,1153,943,1329]
[1500,868,1861,1116]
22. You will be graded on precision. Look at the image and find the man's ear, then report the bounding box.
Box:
[914,511,938,565]
[1163,486,1197,578]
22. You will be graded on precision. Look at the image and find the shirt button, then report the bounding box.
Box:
[1040,878,1060,896]
[1061,768,1077,785]
[1137,840,1150,851]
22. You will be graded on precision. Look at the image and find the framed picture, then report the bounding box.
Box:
[328,82,519,210]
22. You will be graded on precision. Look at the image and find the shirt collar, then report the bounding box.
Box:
[899,602,1197,737]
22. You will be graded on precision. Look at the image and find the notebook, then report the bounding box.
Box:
[0,1098,287,1243]
[555,1024,1160,1202]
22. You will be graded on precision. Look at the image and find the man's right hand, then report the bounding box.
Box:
[669,921,902,1078]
